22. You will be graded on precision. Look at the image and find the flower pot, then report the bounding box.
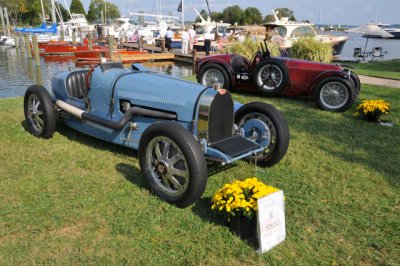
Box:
[229,216,257,240]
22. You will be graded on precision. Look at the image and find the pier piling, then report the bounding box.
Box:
[72,30,77,44]
[108,35,114,61]
[32,35,40,67]
[24,34,31,58]
[19,33,25,53]
[88,32,93,51]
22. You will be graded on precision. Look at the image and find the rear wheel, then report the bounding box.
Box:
[24,85,56,138]
[198,63,231,90]
[253,58,289,96]
[350,72,361,92]
[235,102,290,167]
[139,122,207,208]
[315,76,356,112]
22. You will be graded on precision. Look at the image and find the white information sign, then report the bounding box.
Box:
[256,190,286,253]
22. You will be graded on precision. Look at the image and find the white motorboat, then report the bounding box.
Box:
[265,9,348,56]
[192,8,231,41]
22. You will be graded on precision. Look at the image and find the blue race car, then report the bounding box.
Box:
[24,62,289,207]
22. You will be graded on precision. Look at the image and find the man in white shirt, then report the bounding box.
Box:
[204,31,212,55]
[188,26,196,53]
[181,28,189,55]
[165,27,174,52]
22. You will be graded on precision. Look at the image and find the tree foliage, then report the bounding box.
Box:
[55,1,69,22]
[264,8,296,23]
[243,7,262,25]
[195,9,209,23]
[70,0,85,15]
[221,5,243,25]
[87,0,120,23]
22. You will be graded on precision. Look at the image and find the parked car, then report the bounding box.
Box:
[195,42,361,112]
[24,62,290,207]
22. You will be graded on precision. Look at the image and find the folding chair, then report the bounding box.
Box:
[370,47,387,61]
[353,47,370,62]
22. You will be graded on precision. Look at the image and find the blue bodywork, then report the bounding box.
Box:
[51,64,266,165]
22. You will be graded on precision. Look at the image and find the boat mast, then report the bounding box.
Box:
[181,0,184,28]
[40,0,45,24]
[50,0,57,25]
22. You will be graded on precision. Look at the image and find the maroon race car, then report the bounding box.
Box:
[195,42,360,112]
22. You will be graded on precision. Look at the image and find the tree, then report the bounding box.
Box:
[55,1,69,22]
[70,0,85,15]
[221,5,243,25]
[87,0,120,23]
[243,7,262,25]
[275,8,296,21]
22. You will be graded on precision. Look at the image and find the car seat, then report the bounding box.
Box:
[65,70,89,99]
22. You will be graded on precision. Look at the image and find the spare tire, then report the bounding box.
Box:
[253,58,289,96]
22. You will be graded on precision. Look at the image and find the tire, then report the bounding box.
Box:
[253,58,290,96]
[198,63,231,90]
[235,102,290,167]
[138,121,208,208]
[315,76,356,112]
[24,85,56,138]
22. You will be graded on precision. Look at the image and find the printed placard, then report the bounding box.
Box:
[256,190,286,253]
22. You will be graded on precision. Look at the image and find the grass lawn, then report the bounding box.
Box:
[0,84,399,264]
[345,59,400,79]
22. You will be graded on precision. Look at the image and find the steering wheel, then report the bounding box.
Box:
[86,63,100,90]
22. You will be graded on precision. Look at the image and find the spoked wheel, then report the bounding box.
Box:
[24,85,56,138]
[315,76,356,112]
[253,58,289,96]
[198,63,231,90]
[235,102,289,167]
[139,121,207,208]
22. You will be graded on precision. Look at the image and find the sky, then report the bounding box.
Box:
[62,0,399,26]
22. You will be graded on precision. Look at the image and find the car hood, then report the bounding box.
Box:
[90,68,207,122]
[277,57,343,71]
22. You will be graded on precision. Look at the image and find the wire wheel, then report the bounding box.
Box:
[319,81,349,109]
[257,64,283,90]
[146,136,190,198]
[27,94,45,134]
[202,68,225,87]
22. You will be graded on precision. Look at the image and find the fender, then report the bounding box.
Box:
[197,58,238,88]
[311,70,351,94]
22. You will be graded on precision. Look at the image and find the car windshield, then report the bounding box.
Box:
[290,26,316,38]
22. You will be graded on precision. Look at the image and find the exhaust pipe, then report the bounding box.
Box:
[55,100,176,130]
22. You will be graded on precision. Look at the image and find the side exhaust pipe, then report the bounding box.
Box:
[55,100,176,130]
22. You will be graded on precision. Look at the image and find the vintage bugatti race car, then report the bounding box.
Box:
[196,42,361,112]
[24,62,290,207]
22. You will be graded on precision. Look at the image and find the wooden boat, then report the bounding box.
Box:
[75,49,151,64]
[43,43,108,56]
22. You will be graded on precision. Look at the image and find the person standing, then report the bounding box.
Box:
[165,27,174,52]
[188,26,196,53]
[181,28,189,55]
[204,31,212,56]
[97,24,103,41]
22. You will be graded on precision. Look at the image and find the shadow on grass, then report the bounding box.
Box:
[115,162,146,188]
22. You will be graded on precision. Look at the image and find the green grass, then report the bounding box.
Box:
[0,84,399,264]
[345,59,400,79]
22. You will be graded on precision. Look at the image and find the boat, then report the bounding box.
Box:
[264,9,348,57]
[366,23,400,38]
[43,43,108,56]
[192,8,231,41]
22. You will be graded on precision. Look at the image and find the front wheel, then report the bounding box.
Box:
[138,121,208,208]
[24,85,56,138]
[198,63,231,90]
[235,102,290,167]
[315,76,356,112]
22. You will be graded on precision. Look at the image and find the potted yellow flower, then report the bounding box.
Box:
[355,99,390,122]
[211,177,280,239]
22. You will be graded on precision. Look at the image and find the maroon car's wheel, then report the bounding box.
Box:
[198,63,231,90]
[139,121,208,208]
[253,58,289,96]
[24,85,56,138]
[315,76,356,112]
[235,102,290,167]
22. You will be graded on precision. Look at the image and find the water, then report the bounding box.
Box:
[334,32,400,61]
[0,46,193,98]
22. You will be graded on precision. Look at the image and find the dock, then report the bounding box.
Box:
[122,42,205,64]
